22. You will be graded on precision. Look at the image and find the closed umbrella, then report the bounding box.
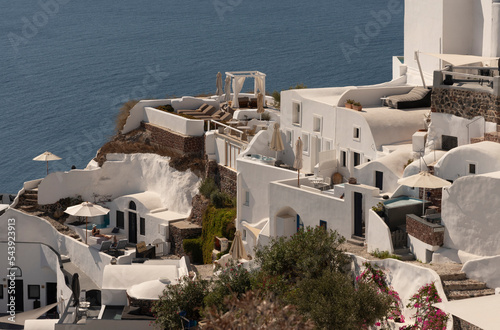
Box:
[257,92,265,120]
[270,123,284,159]
[293,137,303,187]
[65,202,110,244]
[229,230,246,260]
[33,151,61,175]
[397,171,451,214]
[71,273,80,307]
[224,76,231,102]
[216,72,223,98]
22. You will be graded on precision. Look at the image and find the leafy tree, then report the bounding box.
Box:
[288,270,393,329]
[151,277,210,329]
[204,263,252,312]
[255,226,349,292]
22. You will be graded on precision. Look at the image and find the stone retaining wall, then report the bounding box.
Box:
[431,87,500,123]
[186,195,210,226]
[169,221,202,255]
[406,214,444,246]
[143,122,204,157]
[205,159,237,198]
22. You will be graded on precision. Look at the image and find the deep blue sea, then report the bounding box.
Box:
[0,0,404,193]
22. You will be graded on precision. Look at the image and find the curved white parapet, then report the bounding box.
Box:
[462,254,500,289]
[144,107,205,136]
[366,209,394,254]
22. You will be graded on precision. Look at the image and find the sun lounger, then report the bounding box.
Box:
[385,87,431,109]
[99,240,112,252]
[218,112,232,121]
[191,109,224,119]
[177,103,210,114]
[179,105,217,116]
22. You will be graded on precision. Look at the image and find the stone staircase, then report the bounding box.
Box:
[393,247,416,261]
[17,188,38,210]
[440,272,495,300]
[347,235,365,246]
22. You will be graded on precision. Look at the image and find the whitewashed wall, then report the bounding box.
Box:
[433,141,500,181]
[236,159,296,232]
[462,255,500,289]
[144,107,205,136]
[38,154,200,216]
[366,210,394,253]
[441,172,500,256]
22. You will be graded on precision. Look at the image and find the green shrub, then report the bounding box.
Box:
[200,178,218,199]
[272,90,281,107]
[370,249,401,260]
[157,104,174,112]
[201,206,236,264]
[183,238,203,264]
[288,270,393,329]
[152,276,210,329]
[204,263,252,312]
[210,191,233,209]
[255,226,348,294]
[260,111,271,121]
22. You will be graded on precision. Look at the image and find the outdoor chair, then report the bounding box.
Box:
[99,240,112,253]
[178,105,216,116]
[218,112,232,121]
[179,311,197,329]
[177,103,209,114]
[109,239,128,257]
[135,241,155,259]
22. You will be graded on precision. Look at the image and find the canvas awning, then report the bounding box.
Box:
[242,222,262,238]
[423,53,499,67]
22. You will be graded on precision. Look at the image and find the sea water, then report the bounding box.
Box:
[0,0,404,193]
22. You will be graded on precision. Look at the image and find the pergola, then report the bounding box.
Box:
[225,71,266,108]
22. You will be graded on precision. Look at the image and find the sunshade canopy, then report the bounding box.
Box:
[65,202,110,217]
[397,171,451,189]
[423,53,499,67]
[270,123,285,152]
[33,151,61,161]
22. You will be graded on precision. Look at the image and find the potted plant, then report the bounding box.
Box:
[345,99,354,109]
[372,202,385,217]
[352,102,362,111]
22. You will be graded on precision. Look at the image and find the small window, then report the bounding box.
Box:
[375,171,383,191]
[353,152,361,167]
[353,126,361,141]
[302,133,310,154]
[244,191,250,206]
[129,201,136,210]
[313,115,322,133]
[28,285,40,299]
[116,211,124,229]
[468,163,476,174]
[341,150,347,167]
[140,217,145,236]
[319,220,327,230]
[292,101,302,126]
[0,286,3,299]
[323,138,333,151]
[286,130,293,147]
[242,229,247,240]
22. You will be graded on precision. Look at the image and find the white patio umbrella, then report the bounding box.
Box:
[270,123,284,159]
[216,72,223,98]
[293,137,303,187]
[64,202,110,244]
[257,92,265,120]
[33,151,61,175]
[397,171,451,215]
[224,76,231,102]
[229,230,246,260]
